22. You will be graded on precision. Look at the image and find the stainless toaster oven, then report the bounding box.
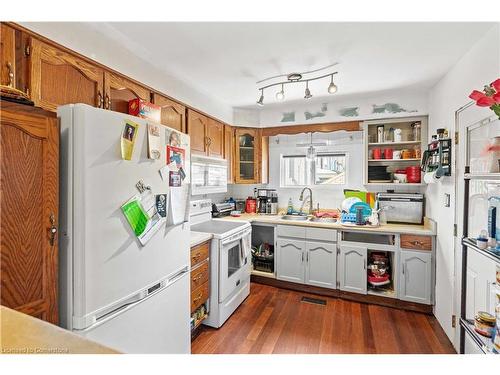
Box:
[376,193,424,224]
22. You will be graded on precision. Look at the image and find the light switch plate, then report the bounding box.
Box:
[444,193,451,207]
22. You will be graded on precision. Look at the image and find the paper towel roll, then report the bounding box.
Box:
[424,171,437,183]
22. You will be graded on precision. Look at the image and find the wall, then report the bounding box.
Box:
[20,22,234,124]
[234,87,428,128]
[426,24,500,346]
[228,131,423,209]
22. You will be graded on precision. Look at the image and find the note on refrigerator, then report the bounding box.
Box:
[167,185,190,225]
[147,123,163,160]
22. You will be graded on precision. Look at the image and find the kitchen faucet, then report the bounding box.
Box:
[299,187,313,215]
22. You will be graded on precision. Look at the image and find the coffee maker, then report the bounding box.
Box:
[255,188,278,215]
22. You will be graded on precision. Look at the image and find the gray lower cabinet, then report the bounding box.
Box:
[276,238,305,283]
[399,250,432,304]
[305,241,336,288]
[338,245,367,294]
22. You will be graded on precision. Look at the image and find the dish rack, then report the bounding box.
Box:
[341,212,370,223]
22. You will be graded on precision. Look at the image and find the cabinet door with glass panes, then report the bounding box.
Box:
[235,128,260,183]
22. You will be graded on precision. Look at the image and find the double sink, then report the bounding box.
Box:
[280,214,337,223]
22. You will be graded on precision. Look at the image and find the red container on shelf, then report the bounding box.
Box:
[245,197,257,213]
[372,148,382,160]
[383,148,393,159]
[406,166,421,183]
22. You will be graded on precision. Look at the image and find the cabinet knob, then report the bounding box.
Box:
[6,62,14,87]
[105,94,111,110]
[97,92,103,108]
[48,213,57,246]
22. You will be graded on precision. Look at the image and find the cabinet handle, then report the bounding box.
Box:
[97,91,103,108]
[6,62,14,87]
[105,94,111,110]
[306,252,309,262]
[48,213,57,246]
[363,259,366,270]
[412,240,423,247]
[301,252,304,262]
[193,292,203,303]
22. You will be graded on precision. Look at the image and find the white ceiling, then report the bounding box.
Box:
[89,22,494,108]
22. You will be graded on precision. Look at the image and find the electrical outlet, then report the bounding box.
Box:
[444,193,451,207]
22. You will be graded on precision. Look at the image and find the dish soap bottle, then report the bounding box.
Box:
[287,198,294,214]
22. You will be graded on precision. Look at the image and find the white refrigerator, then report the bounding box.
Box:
[58,104,191,353]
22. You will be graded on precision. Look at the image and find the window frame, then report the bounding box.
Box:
[313,152,348,187]
[279,151,348,188]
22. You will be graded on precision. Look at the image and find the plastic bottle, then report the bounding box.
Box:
[287,198,294,214]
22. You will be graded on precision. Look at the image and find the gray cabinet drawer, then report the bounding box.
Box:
[277,225,306,239]
[306,227,337,242]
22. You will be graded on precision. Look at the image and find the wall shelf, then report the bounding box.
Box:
[368,141,421,146]
[368,158,421,162]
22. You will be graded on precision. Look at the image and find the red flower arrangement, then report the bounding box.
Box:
[469,78,500,119]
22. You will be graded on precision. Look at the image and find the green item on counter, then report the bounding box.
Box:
[122,198,149,236]
[344,190,376,208]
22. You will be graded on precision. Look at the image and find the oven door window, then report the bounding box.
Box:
[227,243,242,278]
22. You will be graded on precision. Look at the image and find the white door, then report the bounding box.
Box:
[305,241,336,289]
[81,272,190,353]
[276,238,305,284]
[339,245,367,294]
[400,250,432,304]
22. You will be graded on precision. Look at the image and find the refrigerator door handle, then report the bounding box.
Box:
[167,266,189,284]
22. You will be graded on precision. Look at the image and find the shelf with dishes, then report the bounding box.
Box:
[460,318,498,354]
[363,116,427,186]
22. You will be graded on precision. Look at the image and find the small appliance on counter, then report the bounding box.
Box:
[376,192,424,224]
[212,202,235,218]
[255,188,278,215]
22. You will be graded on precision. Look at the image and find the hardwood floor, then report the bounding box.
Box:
[191,282,456,354]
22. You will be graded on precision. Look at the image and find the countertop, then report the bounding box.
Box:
[190,231,213,247]
[217,213,436,236]
[0,306,119,354]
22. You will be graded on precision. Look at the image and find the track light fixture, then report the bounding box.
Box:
[304,81,312,99]
[256,89,264,106]
[328,74,338,94]
[256,70,338,106]
[275,84,285,101]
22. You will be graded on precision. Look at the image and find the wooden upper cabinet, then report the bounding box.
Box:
[187,109,208,155]
[234,128,260,184]
[1,24,16,87]
[29,38,105,112]
[224,125,234,183]
[0,102,59,324]
[103,71,150,114]
[207,118,224,158]
[152,93,186,132]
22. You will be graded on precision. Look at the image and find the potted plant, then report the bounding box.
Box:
[469,78,500,119]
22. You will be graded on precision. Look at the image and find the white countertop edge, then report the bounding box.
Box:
[190,231,213,247]
[215,214,437,236]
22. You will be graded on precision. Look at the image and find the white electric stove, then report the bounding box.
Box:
[190,199,251,328]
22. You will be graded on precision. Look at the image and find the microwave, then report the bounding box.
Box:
[191,155,228,195]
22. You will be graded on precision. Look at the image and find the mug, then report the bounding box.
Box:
[384,148,393,159]
[393,150,402,159]
[373,148,382,160]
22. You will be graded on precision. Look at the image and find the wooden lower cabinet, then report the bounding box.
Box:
[190,240,210,322]
[0,101,59,324]
[29,38,105,112]
[152,93,186,132]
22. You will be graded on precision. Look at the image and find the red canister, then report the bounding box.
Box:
[372,148,382,160]
[406,166,421,183]
[384,148,393,159]
[245,197,257,213]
